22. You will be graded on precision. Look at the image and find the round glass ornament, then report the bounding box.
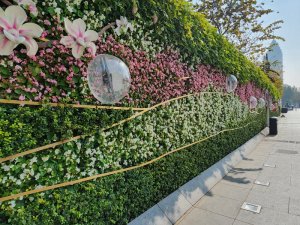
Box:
[87,54,131,104]
[249,96,258,109]
[226,75,238,93]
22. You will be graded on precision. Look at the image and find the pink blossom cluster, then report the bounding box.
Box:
[235,82,265,103]
[0,21,265,107]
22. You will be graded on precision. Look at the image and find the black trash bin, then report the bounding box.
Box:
[281,108,288,113]
[269,117,278,135]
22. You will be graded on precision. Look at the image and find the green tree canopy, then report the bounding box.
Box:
[194,0,284,60]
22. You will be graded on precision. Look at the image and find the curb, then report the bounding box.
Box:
[128,127,268,225]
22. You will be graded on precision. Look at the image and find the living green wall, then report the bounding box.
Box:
[0,0,275,224]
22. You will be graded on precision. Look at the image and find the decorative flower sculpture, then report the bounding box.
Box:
[60,18,99,59]
[249,96,258,109]
[115,16,134,36]
[15,0,38,16]
[0,6,43,56]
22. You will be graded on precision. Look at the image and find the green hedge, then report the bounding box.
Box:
[0,106,132,158]
[0,110,266,225]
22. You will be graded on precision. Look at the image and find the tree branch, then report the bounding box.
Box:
[98,22,115,37]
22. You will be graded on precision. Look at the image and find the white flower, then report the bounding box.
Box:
[29,197,34,201]
[20,173,26,180]
[2,165,10,171]
[30,156,38,164]
[0,6,43,56]
[10,200,16,208]
[42,156,49,162]
[115,16,134,36]
[54,8,61,15]
[35,173,40,180]
[16,180,22,185]
[60,18,99,59]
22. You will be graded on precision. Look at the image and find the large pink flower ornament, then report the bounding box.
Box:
[60,18,99,59]
[0,6,43,56]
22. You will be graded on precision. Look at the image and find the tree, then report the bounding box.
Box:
[282,85,300,107]
[193,0,284,61]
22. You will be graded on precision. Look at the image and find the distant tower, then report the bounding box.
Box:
[266,40,283,79]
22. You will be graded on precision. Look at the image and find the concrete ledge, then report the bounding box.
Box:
[128,128,267,225]
[128,205,172,225]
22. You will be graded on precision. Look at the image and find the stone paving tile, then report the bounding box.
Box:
[220,175,254,189]
[226,168,262,180]
[290,176,300,187]
[176,208,234,225]
[232,220,253,225]
[289,197,300,216]
[195,194,243,218]
[237,207,300,225]
[207,182,250,201]
[245,190,289,213]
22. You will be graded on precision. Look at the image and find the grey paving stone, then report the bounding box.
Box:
[288,186,300,199]
[251,181,290,196]
[237,207,300,225]
[290,176,300,187]
[128,204,172,225]
[208,182,250,201]
[157,190,192,224]
[220,176,254,189]
[177,208,234,225]
[233,220,253,225]
[227,167,262,180]
[245,190,289,213]
[195,194,242,218]
[289,198,300,216]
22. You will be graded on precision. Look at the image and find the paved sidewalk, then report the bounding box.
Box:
[176,111,300,225]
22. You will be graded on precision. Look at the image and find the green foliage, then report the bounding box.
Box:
[0,105,132,158]
[194,0,284,60]
[282,84,300,107]
[0,110,266,225]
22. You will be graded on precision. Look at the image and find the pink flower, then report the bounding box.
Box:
[19,94,25,101]
[60,18,99,59]
[0,6,43,56]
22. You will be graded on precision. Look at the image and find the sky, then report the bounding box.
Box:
[263,0,300,87]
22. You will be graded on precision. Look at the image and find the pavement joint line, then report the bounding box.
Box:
[157,203,174,225]
[288,197,290,214]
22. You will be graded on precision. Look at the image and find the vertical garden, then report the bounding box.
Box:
[0,0,279,224]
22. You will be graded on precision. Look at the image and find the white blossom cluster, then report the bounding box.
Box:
[0,92,256,209]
